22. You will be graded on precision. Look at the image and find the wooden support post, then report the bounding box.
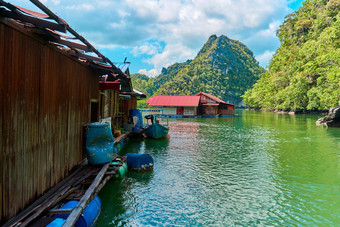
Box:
[48,209,73,215]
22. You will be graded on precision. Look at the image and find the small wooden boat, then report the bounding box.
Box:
[144,115,169,139]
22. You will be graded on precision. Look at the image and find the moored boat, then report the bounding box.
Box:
[144,115,169,139]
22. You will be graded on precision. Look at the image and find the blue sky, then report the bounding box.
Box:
[9,0,304,76]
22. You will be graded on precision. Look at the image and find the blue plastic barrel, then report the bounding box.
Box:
[52,196,102,227]
[125,153,153,171]
[130,109,143,132]
[85,122,114,165]
[46,218,65,227]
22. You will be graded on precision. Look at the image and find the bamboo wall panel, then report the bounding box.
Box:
[203,106,218,115]
[0,22,99,223]
[0,19,5,224]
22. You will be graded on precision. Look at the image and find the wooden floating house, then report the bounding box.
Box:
[0,1,144,225]
[146,92,235,117]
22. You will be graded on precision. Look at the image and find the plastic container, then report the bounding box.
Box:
[125,153,154,172]
[85,122,114,165]
[46,218,65,227]
[52,196,102,227]
[130,109,143,132]
[111,161,127,178]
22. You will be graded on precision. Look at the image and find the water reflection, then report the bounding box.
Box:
[241,110,340,224]
[97,110,340,226]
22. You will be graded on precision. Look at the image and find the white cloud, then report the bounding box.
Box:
[256,50,276,67]
[93,43,118,49]
[66,4,94,11]
[145,42,196,74]
[138,68,159,77]
[40,0,60,5]
[258,21,282,38]
[132,43,162,56]
[9,0,302,70]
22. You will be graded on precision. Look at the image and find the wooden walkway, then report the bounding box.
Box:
[4,133,129,227]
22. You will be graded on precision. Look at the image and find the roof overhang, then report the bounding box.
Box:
[203,103,219,106]
[99,80,120,91]
[119,94,131,99]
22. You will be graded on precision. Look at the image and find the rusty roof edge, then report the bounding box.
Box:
[29,0,67,25]
[28,0,124,74]
[1,0,127,79]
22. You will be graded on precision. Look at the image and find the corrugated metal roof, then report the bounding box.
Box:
[114,62,130,73]
[147,95,200,107]
[15,5,50,19]
[133,89,146,96]
[0,2,126,75]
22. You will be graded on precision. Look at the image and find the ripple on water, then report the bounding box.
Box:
[97,113,340,226]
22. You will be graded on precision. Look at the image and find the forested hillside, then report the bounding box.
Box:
[243,0,340,110]
[131,35,264,104]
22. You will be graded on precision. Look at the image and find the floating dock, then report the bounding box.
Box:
[4,134,130,227]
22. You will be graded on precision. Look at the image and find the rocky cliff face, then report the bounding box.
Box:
[134,34,264,105]
[316,104,340,127]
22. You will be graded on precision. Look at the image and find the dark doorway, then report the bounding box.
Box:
[176,107,184,115]
[90,100,99,122]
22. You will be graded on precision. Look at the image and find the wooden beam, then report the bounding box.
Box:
[48,187,78,209]
[0,8,66,32]
[48,209,73,215]
[50,38,91,52]
[28,0,126,76]
[78,52,105,63]
[29,0,67,26]
[62,163,110,227]
[67,49,106,63]
[95,176,112,194]
[105,171,117,176]
[20,186,72,226]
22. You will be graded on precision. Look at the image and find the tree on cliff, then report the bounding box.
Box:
[243,0,340,110]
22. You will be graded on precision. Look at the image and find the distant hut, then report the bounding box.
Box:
[147,95,201,116]
[146,93,234,117]
[196,92,235,116]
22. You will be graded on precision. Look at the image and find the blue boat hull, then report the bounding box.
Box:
[145,122,169,139]
[49,195,102,227]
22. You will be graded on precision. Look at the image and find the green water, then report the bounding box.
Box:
[97,110,340,226]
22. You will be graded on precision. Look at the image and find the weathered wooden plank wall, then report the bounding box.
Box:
[220,109,234,115]
[121,96,137,124]
[203,106,218,115]
[0,21,99,223]
[0,18,4,225]
[100,90,120,127]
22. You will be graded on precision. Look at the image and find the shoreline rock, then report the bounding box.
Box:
[316,106,340,127]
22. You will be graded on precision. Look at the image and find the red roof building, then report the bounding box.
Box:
[146,95,200,107]
[196,92,234,116]
[147,93,234,117]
